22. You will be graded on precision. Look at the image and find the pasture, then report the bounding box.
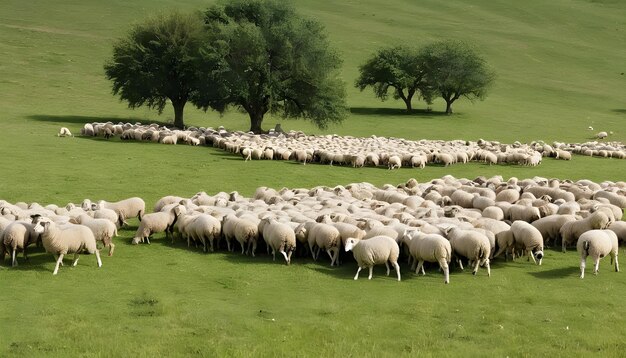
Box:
[1,0,626,356]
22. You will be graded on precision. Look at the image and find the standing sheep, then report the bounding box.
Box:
[222,215,259,256]
[0,221,37,267]
[344,236,401,281]
[577,229,619,278]
[259,218,296,265]
[560,211,611,252]
[446,227,491,276]
[98,197,145,226]
[132,205,182,244]
[70,213,118,256]
[32,216,102,275]
[405,230,451,284]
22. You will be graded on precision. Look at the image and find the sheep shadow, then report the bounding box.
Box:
[527,266,579,279]
[350,107,448,117]
[611,109,626,114]
[0,248,62,272]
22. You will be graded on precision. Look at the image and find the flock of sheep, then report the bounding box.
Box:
[2,175,625,281]
[56,123,626,169]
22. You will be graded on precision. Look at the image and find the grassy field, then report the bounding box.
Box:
[1,0,626,356]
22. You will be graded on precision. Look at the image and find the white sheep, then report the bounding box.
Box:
[259,218,296,265]
[222,214,259,256]
[577,229,619,278]
[187,213,222,252]
[0,221,37,267]
[98,197,145,226]
[510,221,544,265]
[57,127,73,137]
[608,221,626,244]
[405,230,451,284]
[446,227,491,276]
[70,213,118,256]
[596,131,608,139]
[387,155,401,170]
[344,236,401,281]
[531,215,577,247]
[560,211,611,252]
[32,216,102,275]
[132,205,182,244]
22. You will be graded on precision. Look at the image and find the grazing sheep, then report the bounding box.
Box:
[304,223,342,266]
[510,221,544,265]
[186,213,222,253]
[596,131,608,139]
[92,208,120,227]
[98,197,145,226]
[560,211,611,252]
[344,236,400,281]
[577,229,619,278]
[608,221,626,244]
[388,155,401,170]
[259,218,296,265]
[70,213,118,256]
[0,221,37,267]
[507,205,541,223]
[32,216,102,275]
[222,215,259,256]
[531,215,577,247]
[405,230,451,284]
[132,205,182,244]
[446,227,491,276]
[154,196,186,212]
[57,127,73,137]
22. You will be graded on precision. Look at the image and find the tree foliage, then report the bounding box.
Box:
[104,11,205,128]
[355,46,431,112]
[422,40,495,114]
[193,0,348,133]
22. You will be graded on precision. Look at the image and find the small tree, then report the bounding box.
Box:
[355,46,431,112]
[422,40,495,115]
[104,12,205,128]
[193,0,347,133]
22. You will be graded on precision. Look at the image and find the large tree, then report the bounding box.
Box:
[104,12,205,128]
[421,40,495,115]
[193,0,347,133]
[355,46,431,112]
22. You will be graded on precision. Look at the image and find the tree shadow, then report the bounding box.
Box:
[350,107,449,117]
[611,109,626,114]
[27,114,174,127]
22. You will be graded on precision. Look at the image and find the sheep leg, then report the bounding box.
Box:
[614,254,619,272]
[109,243,115,256]
[95,250,102,268]
[287,250,293,265]
[410,258,417,272]
[226,238,232,252]
[272,249,276,261]
[53,254,64,275]
[145,236,151,245]
[580,257,586,279]
[326,249,335,266]
[439,259,450,284]
[528,250,537,265]
[241,241,246,255]
[250,241,256,257]
[472,259,479,275]
[457,258,464,271]
[72,252,80,267]
[354,267,362,280]
[484,259,491,277]
[385,261,390,276]
[392,261,401,281]
[368,266,374,280]
[11,249,17,267]
[280,249,290,265]
[593,257,600,275]
[53,254,64,267]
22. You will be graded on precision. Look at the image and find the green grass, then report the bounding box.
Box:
[1,0,626,356]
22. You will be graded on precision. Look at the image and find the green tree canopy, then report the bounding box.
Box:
[193,0,347,133]
[422,40,495,115]
[355,46,431,112]
[104,11,205,128]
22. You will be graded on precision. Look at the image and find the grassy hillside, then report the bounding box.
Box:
[0,0,625,356]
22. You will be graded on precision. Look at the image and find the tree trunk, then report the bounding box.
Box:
[248,111,264,134]
[403,97,413,113]
[445,100,453,115]
[397,88,413,113]
[172,100,186,128]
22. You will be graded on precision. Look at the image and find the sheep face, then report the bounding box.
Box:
[344,238,357,252]
[533,249,544,265]
[32,217,51,234]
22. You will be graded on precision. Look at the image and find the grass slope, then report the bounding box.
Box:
[1,0,626,356]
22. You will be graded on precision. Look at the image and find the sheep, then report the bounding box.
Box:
[222,215,259,256]
[70,213,118,256]
[531,215,577,247]
[608,221,626,244]
[186,213,222,253]
[32,216,101,275]
[404,230,451,284]
[507,205,540,223]
[509,221,544,265]
[0,221,37,267]
[132,205,182,244]
[560,211,611,252]
[596,131,608,139]
[98,197,145,226]
[344,236,400,281]
[303,223,342,266]
[387,155,401,170]
[57,127,73,137]
[445,227,491,276]
[92,208,120,227]
[577,229,619,278]
[259,218,296,265]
